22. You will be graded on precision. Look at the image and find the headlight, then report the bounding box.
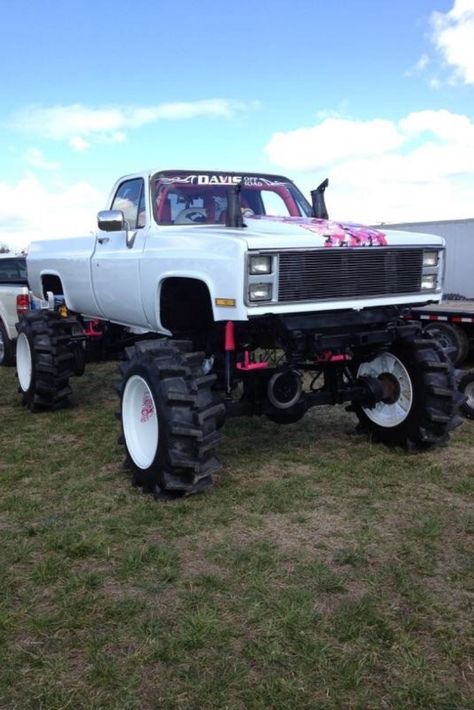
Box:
[423,250,438,267]
[249,283,273,301]
[249,255,272,274]
[421,274,436,290]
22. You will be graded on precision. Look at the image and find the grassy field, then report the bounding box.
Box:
[0,361,473,709]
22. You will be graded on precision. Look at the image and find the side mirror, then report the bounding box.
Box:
[97,209,125,232]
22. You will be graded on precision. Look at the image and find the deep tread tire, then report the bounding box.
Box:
[424,321,469,365]
[118,339,225,496]
[353,333,463,450]
[0,319,14,366]
[459,369,474,420]
[15,311,75,410]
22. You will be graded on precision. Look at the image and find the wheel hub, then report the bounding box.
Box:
[357,352,413,427]
[378,372,401,404]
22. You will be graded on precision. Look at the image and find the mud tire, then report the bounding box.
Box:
[459,369,474,420]
[118,339,225,497]
[353,333,464,450]
[15,311,75,410]
[423,321,469,365]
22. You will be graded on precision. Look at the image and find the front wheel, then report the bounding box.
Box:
[353,334,463,450]
[118,339,225,496]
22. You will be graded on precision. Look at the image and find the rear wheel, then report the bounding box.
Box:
[118,339,225,496]
[0,320,14,366]
[424,321,469,365]
[15,311,75,410]
[353,334,463,450]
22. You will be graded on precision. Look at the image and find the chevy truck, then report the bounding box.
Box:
[16,170,463,496]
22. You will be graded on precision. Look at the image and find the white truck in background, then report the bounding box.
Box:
[15,169,464,497]
[0,255,28,366]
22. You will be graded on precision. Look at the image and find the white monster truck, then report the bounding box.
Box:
[17,169,463,496]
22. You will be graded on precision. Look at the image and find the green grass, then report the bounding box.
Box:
[0,362,473,709]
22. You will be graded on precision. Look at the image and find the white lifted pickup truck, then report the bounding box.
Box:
[17,169,463,497]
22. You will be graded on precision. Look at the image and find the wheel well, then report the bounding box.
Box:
[41,274,64,297]
[160,278,214,334]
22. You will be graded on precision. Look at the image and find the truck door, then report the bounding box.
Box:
[92,178,149,327]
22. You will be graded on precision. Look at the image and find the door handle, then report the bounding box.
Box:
[97,236,110,244]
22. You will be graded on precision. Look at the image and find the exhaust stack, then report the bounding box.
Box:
[311,178,329,219]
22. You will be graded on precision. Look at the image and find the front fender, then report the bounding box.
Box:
[140,243,247,329]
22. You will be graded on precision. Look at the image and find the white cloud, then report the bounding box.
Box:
[265,109,474,222]
[429,76,442,89]
[25,148,60,170]
[266,117,403,171]
[0,175,102,251]
[10,99,258,149]
[431,0,474,84]
[69,136,90,151]
[400,109,474,144]
[406,53,430,77]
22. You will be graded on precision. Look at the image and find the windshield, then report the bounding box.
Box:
[152,171,313,225]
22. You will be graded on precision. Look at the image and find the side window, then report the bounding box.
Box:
[111,179,145,229]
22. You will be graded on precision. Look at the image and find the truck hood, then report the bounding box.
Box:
[234,215,445,250]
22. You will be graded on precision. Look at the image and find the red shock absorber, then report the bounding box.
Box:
[224,321,235,395]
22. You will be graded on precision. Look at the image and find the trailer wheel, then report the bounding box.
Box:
[118,339,224,497]
[459,370,474,420]
[423,321,469,365]
[0,320,14,366]
[15,311,75,410]
[353,334,463,450]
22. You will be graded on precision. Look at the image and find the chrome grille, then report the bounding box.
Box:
[278,248,423,303]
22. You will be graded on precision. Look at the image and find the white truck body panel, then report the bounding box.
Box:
[26,169,446,333]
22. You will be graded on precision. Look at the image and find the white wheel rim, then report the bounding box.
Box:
[357,352,413,427]
[122,375,159,469]
[0,329,5,362]
[16,332,33,392]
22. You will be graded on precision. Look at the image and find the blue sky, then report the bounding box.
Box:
[1,0,473,249]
